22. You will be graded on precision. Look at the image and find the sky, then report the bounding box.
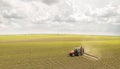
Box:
[0,0,120,35]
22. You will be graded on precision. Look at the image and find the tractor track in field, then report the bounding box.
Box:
[0,37,119,43]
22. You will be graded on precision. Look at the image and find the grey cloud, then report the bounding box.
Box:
[83,3,120,24]
[41,0,59,5]
[53,15,76,23]
[0,0,11,8]
[3,14,24,19]
[2,11,25,19]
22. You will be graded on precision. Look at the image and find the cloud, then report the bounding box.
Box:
[83,3,120,25]
[0,0,120,35]
[41,0,59,5]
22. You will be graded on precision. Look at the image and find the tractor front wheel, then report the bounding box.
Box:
[69,53,75,57]
[71,53,75,57]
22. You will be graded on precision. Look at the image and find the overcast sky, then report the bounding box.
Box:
[0,0,120,35]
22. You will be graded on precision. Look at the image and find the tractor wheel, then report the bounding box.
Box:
[69,53,75,57]
[76,53,80,56]
[71,53,75,57]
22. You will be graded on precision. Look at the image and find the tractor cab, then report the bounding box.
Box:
[69,47,84,57]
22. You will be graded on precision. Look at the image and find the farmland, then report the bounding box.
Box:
[0,34,120,69]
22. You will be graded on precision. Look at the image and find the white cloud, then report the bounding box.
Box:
[0,0,120,35]
[84,3,120,25]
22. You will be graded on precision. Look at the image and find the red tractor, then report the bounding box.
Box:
[69,47,84,57]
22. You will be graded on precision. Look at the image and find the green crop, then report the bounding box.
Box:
[0,34,120,69]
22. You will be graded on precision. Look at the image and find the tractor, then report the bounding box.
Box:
[69,47,84,57]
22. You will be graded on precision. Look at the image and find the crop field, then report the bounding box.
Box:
[0,34,120,69]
